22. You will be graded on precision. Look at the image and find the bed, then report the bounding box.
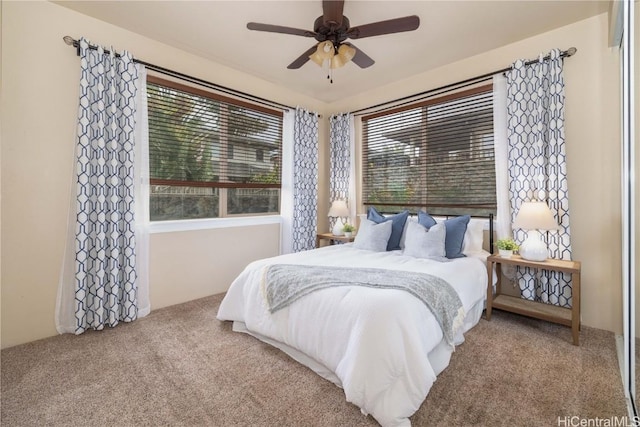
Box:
[217,212,493,427]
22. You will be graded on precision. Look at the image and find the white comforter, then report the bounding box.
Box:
[217,244,488,426]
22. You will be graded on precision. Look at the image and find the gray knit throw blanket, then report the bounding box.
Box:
[262,264,465,347]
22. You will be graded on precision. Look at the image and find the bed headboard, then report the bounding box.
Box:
[486,213,495,254]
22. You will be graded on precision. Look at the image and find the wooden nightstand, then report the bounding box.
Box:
[316,232,355,248]
[486,254,581,345]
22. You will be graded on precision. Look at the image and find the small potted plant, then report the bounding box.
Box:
[496,238,519,258]
[342,223,356,238]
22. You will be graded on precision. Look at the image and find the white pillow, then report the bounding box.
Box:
[403,221,447,259]
[462,219,485,254]
[353,219,393,252]
[374,213,487,254]
[398,216,417,250]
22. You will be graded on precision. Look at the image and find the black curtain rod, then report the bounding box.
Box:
[352,47,577,116]
[63,36,297,113]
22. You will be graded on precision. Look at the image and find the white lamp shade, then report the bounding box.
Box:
[513,201,558,262]
[513,201,559,231]
[328,200,349,218]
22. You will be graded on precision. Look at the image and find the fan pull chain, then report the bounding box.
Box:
[321,58,333,84]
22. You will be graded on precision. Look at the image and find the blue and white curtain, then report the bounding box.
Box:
[506,49,573,307]
[56,38,150,334]
[329,113,356,230]
[281,107,319,253]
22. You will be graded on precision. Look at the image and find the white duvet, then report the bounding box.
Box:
[217,244,488,427]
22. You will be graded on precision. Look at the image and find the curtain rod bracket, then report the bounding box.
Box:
[63,36,80,56]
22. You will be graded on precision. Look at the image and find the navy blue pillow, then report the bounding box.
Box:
[367,207,409,251]
[418,211,470,259]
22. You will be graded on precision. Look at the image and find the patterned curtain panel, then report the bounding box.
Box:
[506,48,573,307]
[329,113,352,231]
[57,38,141,334]
[292,107,319,252]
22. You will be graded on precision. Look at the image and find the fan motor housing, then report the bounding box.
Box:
[313,16,351,43]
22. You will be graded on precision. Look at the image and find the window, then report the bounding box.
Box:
[362,84,496,217]
[147,76,283,221]
[256,148,264,162]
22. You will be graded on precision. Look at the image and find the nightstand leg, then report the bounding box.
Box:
[571,272,581,346]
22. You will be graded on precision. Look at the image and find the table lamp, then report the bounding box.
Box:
[513,201,559,261]
[328,200,349,236]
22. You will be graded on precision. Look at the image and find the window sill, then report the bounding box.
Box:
[148,215,282,234]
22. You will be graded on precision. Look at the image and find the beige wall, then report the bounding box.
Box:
[0,2,625,349]
[0,1,326,348]
[330,13,623,334]
[149,225,281,308]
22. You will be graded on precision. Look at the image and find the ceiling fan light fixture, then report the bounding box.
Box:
[309,40,335,65]
[331,54,346,69]
[309,52,325,66]
[330,43,356,69]
[338,43,356,61]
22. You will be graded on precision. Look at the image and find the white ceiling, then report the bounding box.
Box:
[56,0,609,103]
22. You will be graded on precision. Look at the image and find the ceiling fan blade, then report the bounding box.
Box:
[322,0,344,27]
[345,43,375,68]
[247,22,316,38]
[287,45,318,69]
[347,15,420,39]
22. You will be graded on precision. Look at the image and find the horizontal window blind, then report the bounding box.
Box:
[362,84,496,216]
[147,76,283,189]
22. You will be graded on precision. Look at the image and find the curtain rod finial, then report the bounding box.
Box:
[567,47,577,56]
[63,36,76,46]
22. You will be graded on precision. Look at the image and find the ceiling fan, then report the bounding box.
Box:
[246,0,420,70]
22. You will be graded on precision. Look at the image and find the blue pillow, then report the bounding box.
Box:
[418,211,470,259]
[367,207,409,251]
[417,210,437,228]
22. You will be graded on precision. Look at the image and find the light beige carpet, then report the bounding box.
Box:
[1,294,626,426]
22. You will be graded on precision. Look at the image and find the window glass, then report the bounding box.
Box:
[147,77,283,221]
[227,188,280,215]
[362,85,496,217]
[150,185,219,221]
